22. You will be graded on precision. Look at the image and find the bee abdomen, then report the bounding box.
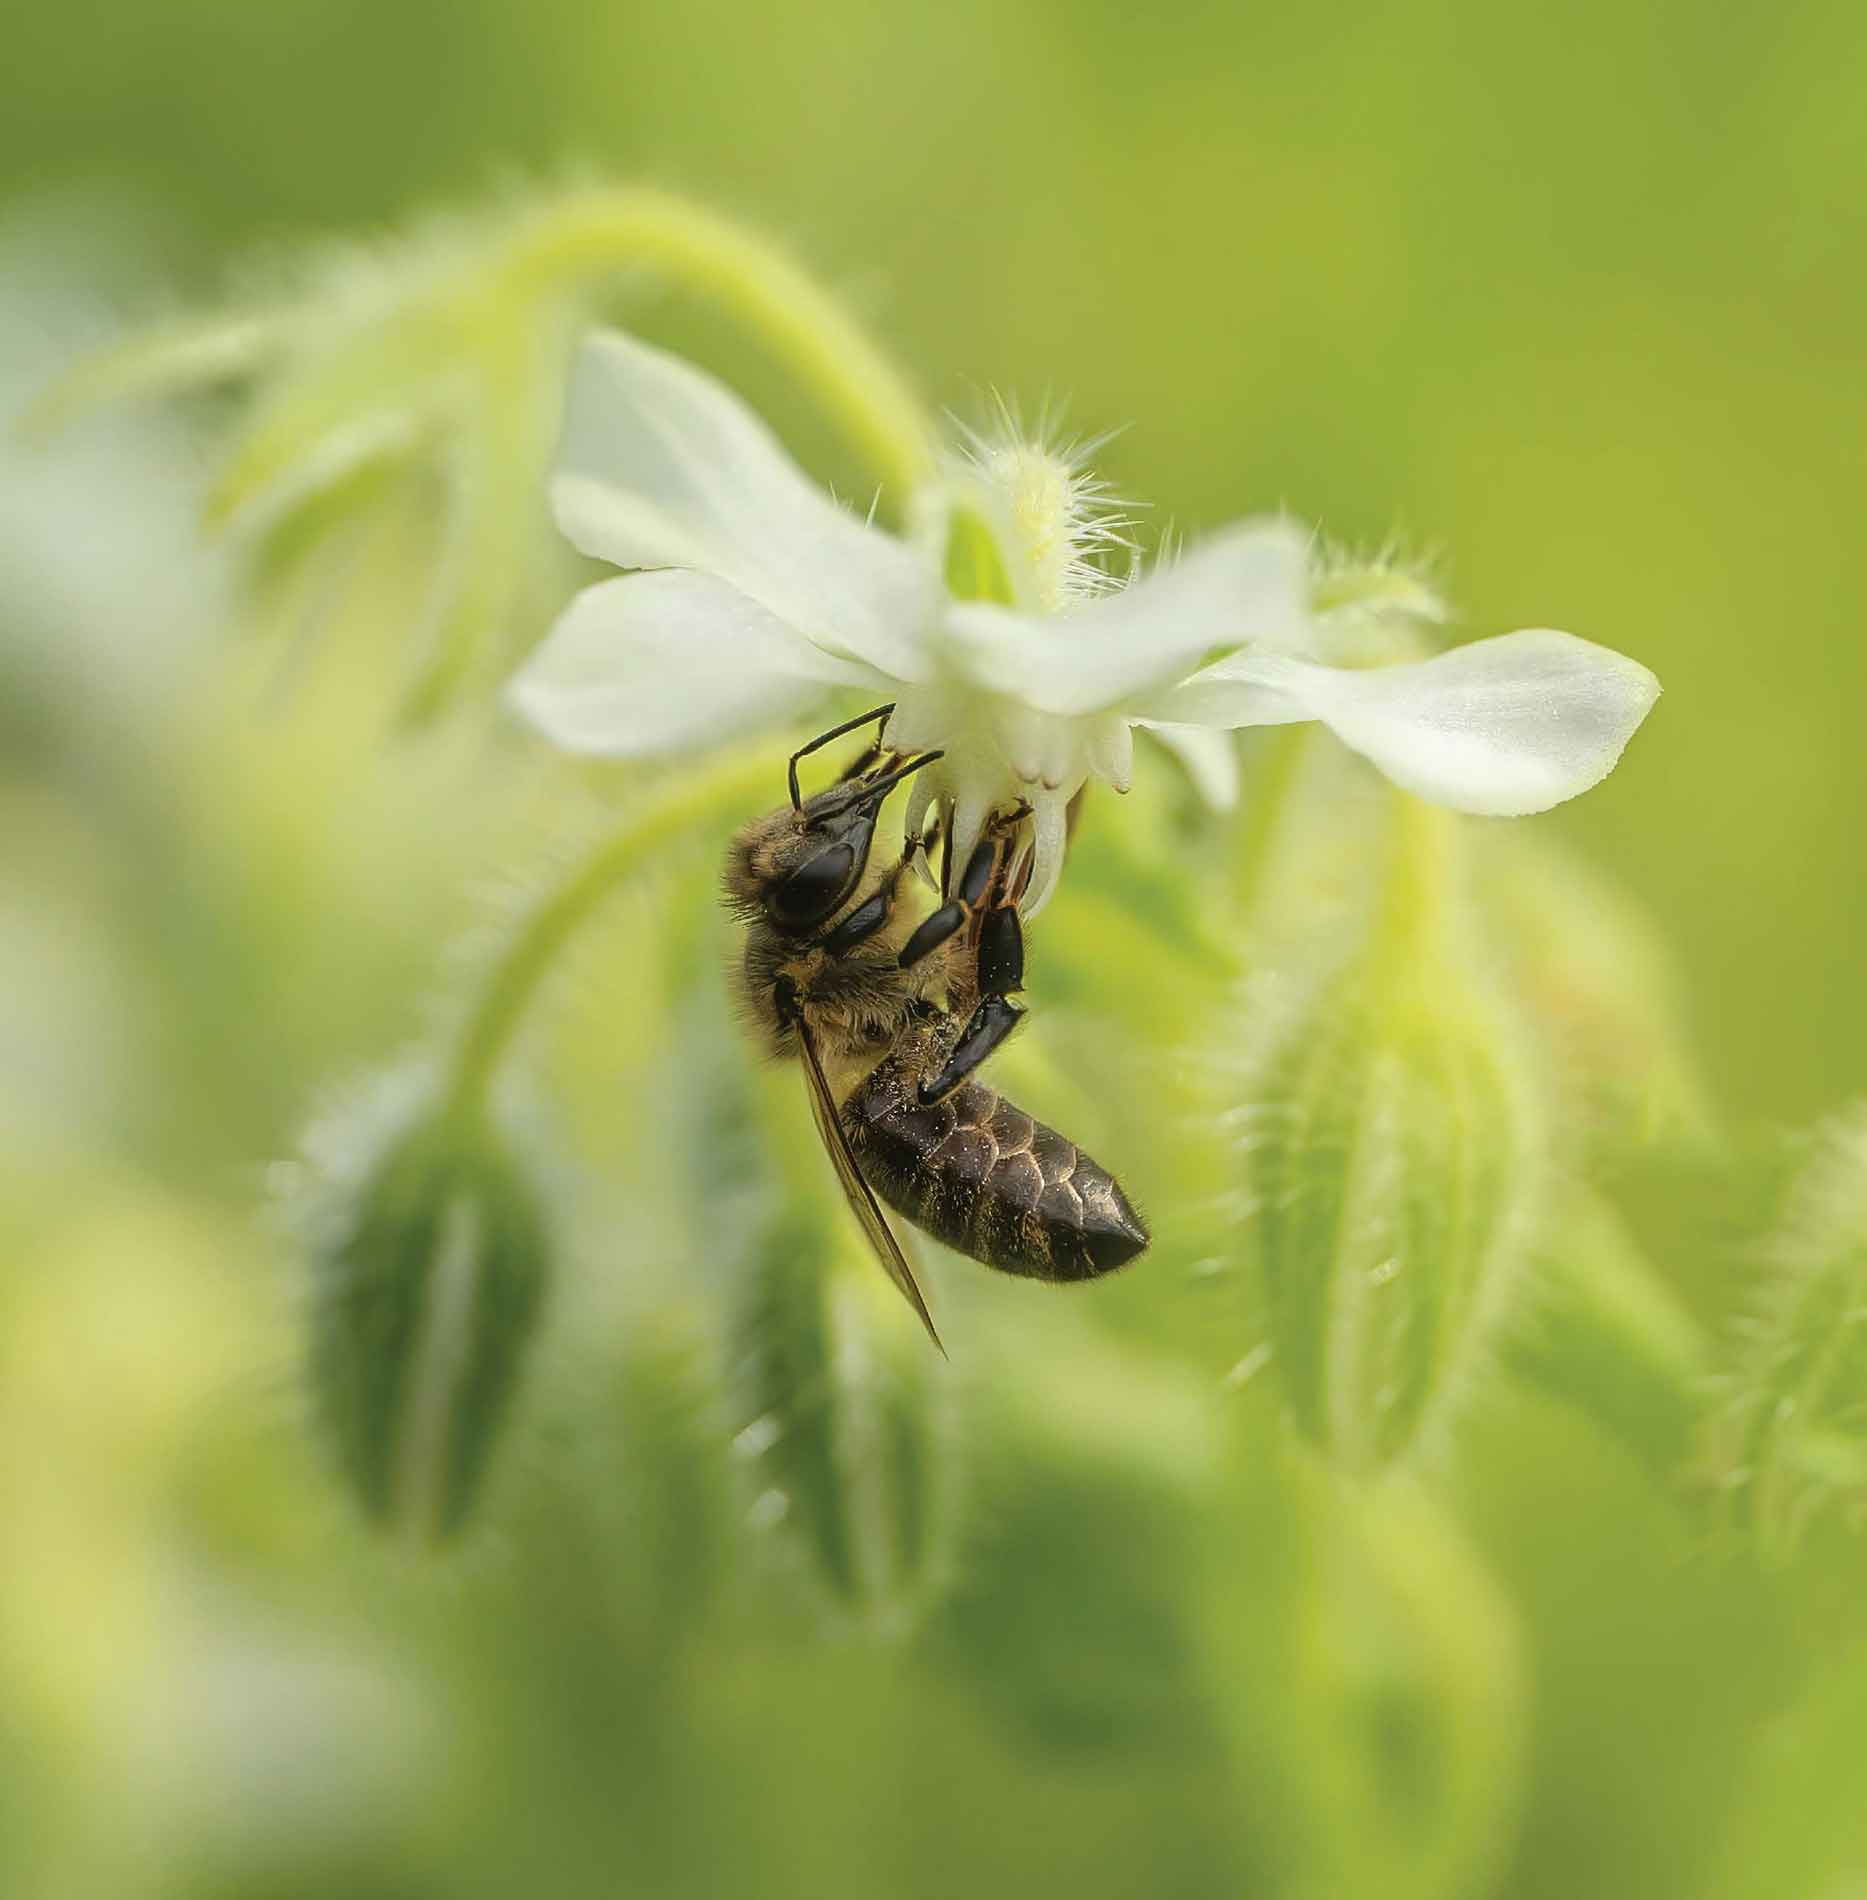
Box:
[844,1066,1148,1282]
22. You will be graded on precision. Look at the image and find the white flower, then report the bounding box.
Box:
[510,330,1661,912]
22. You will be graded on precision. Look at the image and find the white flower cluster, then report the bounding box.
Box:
[512,331,1659,910]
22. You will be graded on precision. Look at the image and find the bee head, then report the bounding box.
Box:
[724,749,943,936]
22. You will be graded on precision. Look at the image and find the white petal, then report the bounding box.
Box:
[1137,722,1240,808]
[508,570,875,757]
[945,780,993,894]
[902,774,940,889]
[1136,669,1306,730]
[937,518,1310,717]
[552,330,937,678]
[879,683,956,757]
[988,699,1050,784]
[1166,629,1660,816]
[1022,792,1072,918]
[1036,725,1076,791]
[1083,718,1135,795]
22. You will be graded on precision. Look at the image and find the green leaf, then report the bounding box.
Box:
[1708,1105,1867,1559]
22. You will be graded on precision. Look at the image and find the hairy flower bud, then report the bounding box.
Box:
[727,1073,960,1629]
[291,1075,551,1543]
[1709,1106,1867,1557]
[1208,1409,1527,1900]
[34,186,941,725]
[1481,831,1715,1156]
[1225,792,1545,1471]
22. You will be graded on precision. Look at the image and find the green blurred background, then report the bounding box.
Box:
[3,1,1865,1896]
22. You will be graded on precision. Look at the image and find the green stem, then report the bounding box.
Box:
[1505,1190,1709,1479]
[1377,794,1457,971]
[1230,727,1311,924]
[443,749,776,1119]
[400,309,567,723]
[500,186,938,507]
[19,311,288,442]
[33,189,937,528]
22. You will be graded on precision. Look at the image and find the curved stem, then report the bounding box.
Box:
[19,312,288,442]
[1364,793,1469,1022]
[443,749,777,1119]
[35,189,937,523]
[1382,795,1456,955]
[1504,1189,1708,1481]
[501,187,938,508]
[400,310,568,723]
[1230,727,1312,924]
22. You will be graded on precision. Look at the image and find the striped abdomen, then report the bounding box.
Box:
[843,1055,1148,1282]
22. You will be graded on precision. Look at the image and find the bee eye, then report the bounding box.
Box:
[767,841,857,930]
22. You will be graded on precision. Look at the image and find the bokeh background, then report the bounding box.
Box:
[3,2,1865,1896]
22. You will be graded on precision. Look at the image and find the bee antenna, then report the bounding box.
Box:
[788,703,897,813]
[846,749,945,810]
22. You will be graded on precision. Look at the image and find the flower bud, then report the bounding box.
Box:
[1309,547,1447,665]
[1480,831,1716,1157]
[1207,1404,1527,1900]
[292,1075,551,1543]
[41,204,580,724]
[1709,1106,1867,1558]
[727,1072,960,1630]
[223,276,568,722]
[1225,793,1545,1471]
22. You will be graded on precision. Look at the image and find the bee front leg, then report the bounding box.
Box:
[897,900,967,969]
[914,819,1031,1104]
[899,817,1025,975]
[817,830,934,957]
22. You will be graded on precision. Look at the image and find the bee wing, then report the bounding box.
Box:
[794,1015,944,1354]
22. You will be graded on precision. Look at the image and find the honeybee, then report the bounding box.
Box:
[724,705,1149,1350]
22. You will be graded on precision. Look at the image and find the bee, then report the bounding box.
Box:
[724,705,1149,1350]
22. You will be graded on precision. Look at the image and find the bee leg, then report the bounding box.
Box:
[917,805,1034,1102]
[819,887,893,955]
[917,995,1025,1104]
[949,806,1033,900]
[898,901,967,968]
[954,833,1001,908]
[975,903,1024,997]
[920,888,1025,1101]
[904,817,1030,976]
[916,819,1031,1100]
[817,832,927,956]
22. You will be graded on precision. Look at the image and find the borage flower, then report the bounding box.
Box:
[510,331,1660,910]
